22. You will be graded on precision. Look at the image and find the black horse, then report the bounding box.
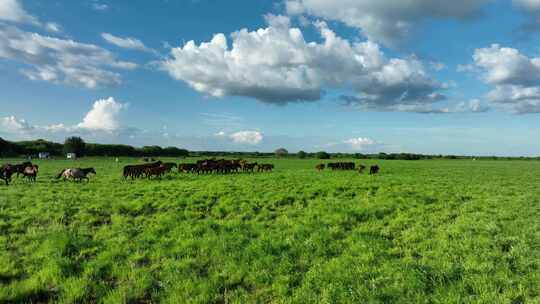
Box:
[0,165,14,185]
[369,165,380,175]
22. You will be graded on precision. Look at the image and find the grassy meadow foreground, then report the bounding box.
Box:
[0,158,539,303]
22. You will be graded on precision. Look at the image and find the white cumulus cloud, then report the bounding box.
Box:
[285,0,490,46]
[344,137,375,150]
[1,97,128,142]
[0,25,137,88]
[77,97,127,131]
[0,116,34,132]
[230,131,264,145]
[162,15,445,111]
[466,44,540,113]
[0,0,39,25]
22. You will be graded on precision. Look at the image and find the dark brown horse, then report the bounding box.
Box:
[162,162,177,173]
[369,165,380,175]
[178,163,197,173]
[257,164,274,172]
[123,161,162,179]
[145,165,168,179]
[0,164,14,185]
[10,161,32,177]
[315,164,325,171]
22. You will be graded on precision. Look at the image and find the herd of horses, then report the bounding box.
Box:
[0,161,97,185]
[123,159,274,179]
[316,162,380,175]
[0,162,40,185]
[1,159,380,186]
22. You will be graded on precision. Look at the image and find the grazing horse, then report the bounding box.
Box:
[178,163,197,173]
[257,164,274,172]
[145,165,168,179]
[10,161,33,177]
[0,165,14,185]
[162,162,177,173]
[244,162,258,173]
[369,165,380,175]
[57,168,96,182]
[329,162,355,170]
[315,164,325,171]
[123,161,162,179]
[358,164,366,174]
[22,165,39,182]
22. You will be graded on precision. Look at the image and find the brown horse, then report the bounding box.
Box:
[244,162,258,173]
[178,163,197,173]
[145,165,168,179]
[22,165,39,182]
[315,164,325,171]
[0,164,14,185]
[257,164,274,172]
[123,161,162,179]
[162,162,177,173]
[9,161,32,177]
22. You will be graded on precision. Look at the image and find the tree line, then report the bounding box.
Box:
[0,137,189,158]
[0,137,538,160]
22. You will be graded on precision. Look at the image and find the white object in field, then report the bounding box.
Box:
[38,152,50,159]
[66,153,77,159]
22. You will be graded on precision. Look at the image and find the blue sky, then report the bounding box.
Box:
[1,0,540,155]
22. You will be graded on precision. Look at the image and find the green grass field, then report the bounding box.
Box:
[0,158,539,303]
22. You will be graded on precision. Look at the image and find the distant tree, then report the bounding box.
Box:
[297,150,307,159]
[162,146,189,157]
[63,137,86,156]
[354,153,367,159]
[316,151,331,159]
[275,148,289,158]
[0,137,17,157]
[139,146,163,157]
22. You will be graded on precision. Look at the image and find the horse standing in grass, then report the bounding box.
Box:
[145,165,168,179]
[162,162,177,173]
[22,165,39,182]
[10,161,32,177]
[123,161,162,179]
[315,164,325,171]
[57,168,96,182]
[369,165,380,175]
[0,165,14,185]
[257,164,274,172]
